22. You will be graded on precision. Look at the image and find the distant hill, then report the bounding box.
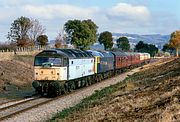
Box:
[50,33,170,50]
[112,33,170,49]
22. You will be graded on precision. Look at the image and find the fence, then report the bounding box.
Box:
[0,46,50,61]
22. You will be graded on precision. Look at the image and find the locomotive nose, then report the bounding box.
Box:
[34,68,60,81]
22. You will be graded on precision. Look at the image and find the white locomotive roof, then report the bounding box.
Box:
[36,49,93,59]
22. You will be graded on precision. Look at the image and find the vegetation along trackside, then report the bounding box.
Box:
[50,58,180,121]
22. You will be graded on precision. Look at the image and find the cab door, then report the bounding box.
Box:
[94,56,100,73]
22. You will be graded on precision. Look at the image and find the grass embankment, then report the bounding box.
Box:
[0,55,35,99]
[50,58,180,122]
[13,55,34,65]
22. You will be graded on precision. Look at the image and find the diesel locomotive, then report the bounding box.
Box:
[32,49,150,96]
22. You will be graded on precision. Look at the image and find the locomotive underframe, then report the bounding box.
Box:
[32,69,116,97]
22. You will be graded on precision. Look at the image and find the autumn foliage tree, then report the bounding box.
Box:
[169,30,180,57]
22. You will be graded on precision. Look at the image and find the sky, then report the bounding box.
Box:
[0,0,179,42]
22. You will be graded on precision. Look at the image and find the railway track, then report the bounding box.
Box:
[0,97,36,110]
[0,99,20,107]
[0,97,55,121]
[0,64,147,121]
[0,79,113,121]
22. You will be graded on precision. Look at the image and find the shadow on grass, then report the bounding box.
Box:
[0,83,35,100]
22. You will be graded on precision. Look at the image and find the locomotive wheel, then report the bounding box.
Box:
[87,77,92,86]
[61,83,68,94]
[82,77,88,87]
[36,86,43,96]
[74,80,81,89]
[67,81,75,92]
[80,79,85,87]
[99,75,103,81]
[97,75,101,82]
[47,85,57,97]
[71,81,76,90]
[85,79,89,87]
[47,82,60,97]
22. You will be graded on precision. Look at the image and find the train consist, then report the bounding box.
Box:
[32,49,150,96]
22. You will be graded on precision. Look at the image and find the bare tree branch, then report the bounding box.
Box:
[28,19,46,45]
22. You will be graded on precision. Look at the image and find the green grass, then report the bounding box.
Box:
[49,72,140,122]
[0,83,35,99]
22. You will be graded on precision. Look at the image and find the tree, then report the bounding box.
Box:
[169,30,180,57]
[135,41,149,52]
[135,41,158,57]
[83,19,97,43]
[134,41,145,51]
[37,35,48,46]
[7,16,32,47]
[55,33,65,48]
[64,19,98,50]
[148,44,159,57]
[98,31,113,50]
[116,37,130,51]
[7,16,46,47]
[28,19,45,45]
[162,43,174,53]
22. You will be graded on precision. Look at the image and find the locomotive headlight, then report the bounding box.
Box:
[35,72,38,76]
[51,71,53,74]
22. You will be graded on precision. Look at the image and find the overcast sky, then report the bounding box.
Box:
[0,0,179,42]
